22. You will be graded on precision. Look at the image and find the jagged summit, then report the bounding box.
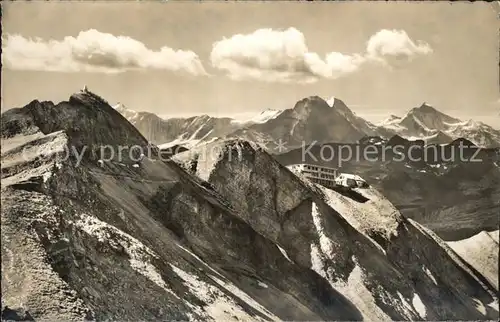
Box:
[379,114,402,126]
[416,102,436,111]
[405,103,460,123]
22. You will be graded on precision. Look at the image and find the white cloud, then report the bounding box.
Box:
[210,27,363,83]
[2,29,207,76]
[210,28,432,83]
[366,29,432,61]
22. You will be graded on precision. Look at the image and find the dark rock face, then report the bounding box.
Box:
[1,92,498,321]
[174,139,498,319]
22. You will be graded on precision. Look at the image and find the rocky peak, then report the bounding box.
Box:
[415,102,437,112]
[293,96,331,112]
[328,97,352,115]
[2,90,153,162]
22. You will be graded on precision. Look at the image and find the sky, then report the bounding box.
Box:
[2,1,500,127]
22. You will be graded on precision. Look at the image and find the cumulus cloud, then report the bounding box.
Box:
[2,29,207,75]
[210,27,432,83]
[366,29,433,64]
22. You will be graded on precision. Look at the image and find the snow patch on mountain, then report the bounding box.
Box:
[74,213,180,299]
[326,96,336,107]
[378,115,402,126]
[170,264,278,321]
[277,244,293,263]
[250,109,284,124]
[330,259,393,321]
[422,266,438,285]
[447,230,499,290]
[308,200,418,321]
[397,292,427,319]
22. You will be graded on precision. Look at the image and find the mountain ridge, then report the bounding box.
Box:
[113,97,500,150]
[1,90,498,320]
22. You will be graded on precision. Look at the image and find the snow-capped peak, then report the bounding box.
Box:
[113,102,140,120]
[408,103,441,117]
[113,102,133,112]
[379,115,402,126]
[233,109,284,125]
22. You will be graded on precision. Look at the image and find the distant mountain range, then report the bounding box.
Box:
[378,103,500,148]
[115,97,500,151]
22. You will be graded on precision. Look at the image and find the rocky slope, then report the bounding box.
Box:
[447,230,499,291]
[1,91,498,321]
